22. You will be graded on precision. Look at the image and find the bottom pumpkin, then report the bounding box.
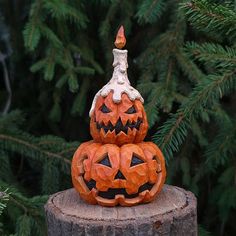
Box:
[71,141,166,207]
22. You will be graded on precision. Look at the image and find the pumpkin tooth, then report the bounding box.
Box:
[116,129,127,136]
[120,116,127,126]
[139,190,151,202]
[116,132,129,145]
[115,194,125,201]
[103,119,110,126]
[99,129,106,141]
[133,117,138,124]
[91,188,98,198]
[116,128,136,145]
[126,127,136,141]
[110,118,117,127]
[139,190,148,196]
[104,129,115,138]
[127,127,132,135]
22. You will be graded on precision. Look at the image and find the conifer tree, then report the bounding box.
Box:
[0,0,235,235]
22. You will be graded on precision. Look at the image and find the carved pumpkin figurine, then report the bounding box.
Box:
[71,141,166,207]
[71,26,166,207]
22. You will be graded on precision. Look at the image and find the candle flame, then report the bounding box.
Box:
[114,25,126,49]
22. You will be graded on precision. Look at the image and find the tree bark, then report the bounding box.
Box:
[44,185,197,236]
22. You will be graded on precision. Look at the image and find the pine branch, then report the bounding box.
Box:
[175,48,204,82]
[183,71,236,117]
[0,132,74,174]
[153,70,236,160]
[23,1,43,51]
[198,225,212,236]
[210,167,236,223]
[205,119,236,170]
[0,188,9,216]
[0,111,78,179]
[0,151,15,183]
[185,41,236,73]
[0,51,12,114]
[42,160,60,194]
[135,0,166,24]
[99,1,119,39]
[43,47,57,81]
[49,101,61,122]
[0,110,25,130]
[180,0,236,41]
[0,181,47,215]
[42,0,88,27]
[71,79,90,116]
[39,24,63,49]
[0,181,47,235]
[69,44,104,74]
[154,113,189,162]
[16,215,33,236]
[23,0,97,95]
[23,21,41,51]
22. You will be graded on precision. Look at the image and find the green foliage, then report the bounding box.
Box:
[180,0,236,41]
[0,188,9,216]
[0,111,78,234]
[198,225,212,236]
[23,0,96,105]
[135,0,167,24]
[0,180,47,236]
[0,0,235,235]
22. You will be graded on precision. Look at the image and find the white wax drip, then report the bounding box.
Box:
[89,49,144,117]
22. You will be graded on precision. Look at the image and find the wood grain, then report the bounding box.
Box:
[44,185,197,236]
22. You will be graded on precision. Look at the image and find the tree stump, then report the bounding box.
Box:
[44,185,197,236]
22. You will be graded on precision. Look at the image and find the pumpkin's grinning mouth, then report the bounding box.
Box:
[84,178,154,199]
[96,117,143,135]
[98,183,154,199]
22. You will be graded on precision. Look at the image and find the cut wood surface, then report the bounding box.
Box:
[44,185,197,236]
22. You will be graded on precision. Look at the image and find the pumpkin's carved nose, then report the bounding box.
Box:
[115,170,126,180]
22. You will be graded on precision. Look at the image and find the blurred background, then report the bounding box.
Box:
[0,0,235,235]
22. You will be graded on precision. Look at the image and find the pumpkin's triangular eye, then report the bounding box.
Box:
[98,154,112,167]
[130,154,144,167]
[125,105,136,114]
[100,104,111,113]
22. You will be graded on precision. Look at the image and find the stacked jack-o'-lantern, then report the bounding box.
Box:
[71,26,166,207]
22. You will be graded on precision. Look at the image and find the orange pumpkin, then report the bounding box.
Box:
[90,92,148,146]
[71,141,166,207]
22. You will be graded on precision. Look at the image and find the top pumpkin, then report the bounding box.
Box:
[89,27,148,145]
[90,92,148,145]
